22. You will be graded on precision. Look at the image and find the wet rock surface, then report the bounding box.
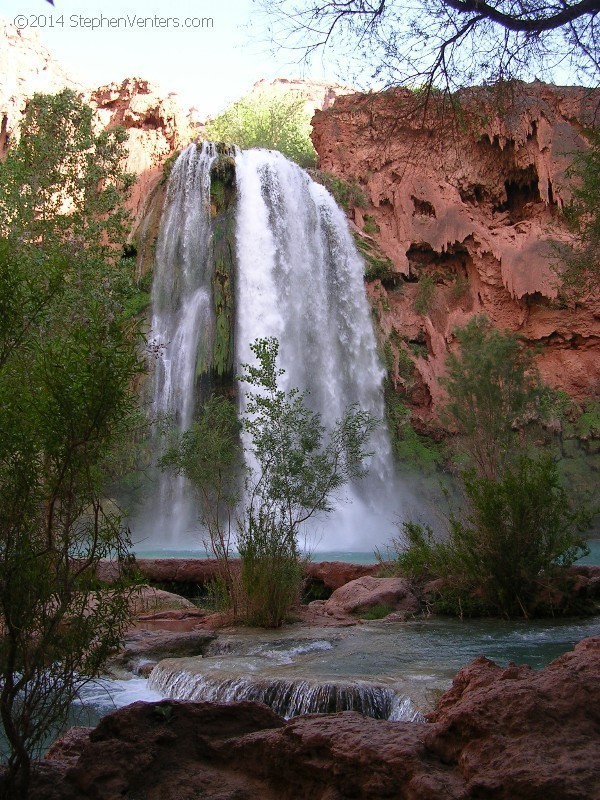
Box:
[32,637,599,799]
[112,627,217,676]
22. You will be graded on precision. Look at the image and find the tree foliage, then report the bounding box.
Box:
[391,456,590,617]
[204,90,317,167]
[385,316,591,618]
[160,396,242,610]
[163,337,377,627]
[238,338,376,625]
[559,130,600,297]
[257,0,600,92]
[0,91,142,798]
[442,316,544,480]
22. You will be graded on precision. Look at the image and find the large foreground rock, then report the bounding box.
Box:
[323,575,419,617]
[30,637,600,799]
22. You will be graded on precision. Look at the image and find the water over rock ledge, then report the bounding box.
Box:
[28,636,600,799]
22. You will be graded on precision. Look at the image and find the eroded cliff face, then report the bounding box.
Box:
[0,23,191,235]
[90,78,192,235]
[311,83,600,425]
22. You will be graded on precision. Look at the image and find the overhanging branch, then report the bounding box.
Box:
[444,0,600,34]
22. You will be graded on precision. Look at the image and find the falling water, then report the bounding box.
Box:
[145,143,217,544]
[235,149,400,549]
[139,144,400,549]
[148,662,422,721]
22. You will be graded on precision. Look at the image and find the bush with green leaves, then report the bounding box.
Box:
[205,90,317,167]
[312,171,367,210]
[442,316,545,480]
[413,274,435,315]
[163,337,377,627]
[559,130,600,298]
[392,456,590,618]
[0,91,142,798]
[160,395,242,612]
[384,317,592,619]
[238,338,377,626]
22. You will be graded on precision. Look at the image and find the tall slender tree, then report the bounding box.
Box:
[0,91,142,799]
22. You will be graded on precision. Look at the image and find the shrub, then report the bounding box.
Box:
[311,171,367,209]
[414,274,435,314]
[205,91,317,167]
[392,455,590,618]
[558,130,600,298]
[363,214,380,234]
[442,316,545,480]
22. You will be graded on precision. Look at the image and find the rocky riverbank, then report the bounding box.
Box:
[28,636,600,800]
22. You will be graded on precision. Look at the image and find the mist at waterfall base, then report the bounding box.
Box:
[129,143,416,553]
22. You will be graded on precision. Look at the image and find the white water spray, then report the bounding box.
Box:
[234,150,400,550]
[140,145,400,550]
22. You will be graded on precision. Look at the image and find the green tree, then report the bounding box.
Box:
[0,92,142,799]
[163,337,377,627]
[160,396,242,611]
[442,316,544,480]
[392,456,590,617]
[239,338,376,625]
[559,131,600,297]
[388,317,591,618]
[205,90,317,167]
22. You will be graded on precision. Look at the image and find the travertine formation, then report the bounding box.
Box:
[312,84,600,422]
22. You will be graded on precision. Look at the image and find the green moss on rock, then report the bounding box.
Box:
[210,154,236,217]
[212,212,236,382]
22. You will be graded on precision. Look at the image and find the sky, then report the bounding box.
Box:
[1,0,345,117]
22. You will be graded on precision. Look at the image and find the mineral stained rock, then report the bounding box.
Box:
[34,637,600,799]
[311,83,600,422]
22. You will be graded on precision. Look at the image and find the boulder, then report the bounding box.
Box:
[32,637,600,799]
[129,586,197,616]
[323,575,420,617]
[304,560,381,590]
[44,728,93,768]
[424,636,600,799]
[112,627,217,674]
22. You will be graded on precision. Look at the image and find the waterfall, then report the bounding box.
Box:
[148,662,423,722]
[144,143,217,544]
[139,144,400,550]
[234,149,399,550]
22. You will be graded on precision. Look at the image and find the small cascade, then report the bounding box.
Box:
[148,663,422,721]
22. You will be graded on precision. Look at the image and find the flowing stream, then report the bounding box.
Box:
[65,614,600,732]
[137,144,400,550]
